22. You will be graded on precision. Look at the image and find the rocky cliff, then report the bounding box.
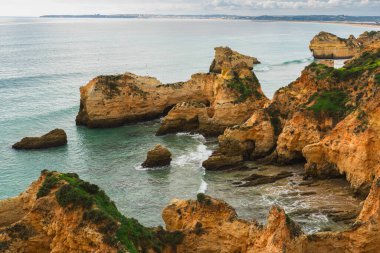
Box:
[156,51,268,136]
[309,31,361,59]
[204,37,380,192]
[162,179,380,253]
[3,171,380,253]
[0,171,183,253]
[309,31,380,59]
[76,47,264,132]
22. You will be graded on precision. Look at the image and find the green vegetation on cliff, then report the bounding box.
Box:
[37,171,183,253]
[307,90,348,117]
[308,50,380,82]
[375,73,380,85]
[227,75,262,103]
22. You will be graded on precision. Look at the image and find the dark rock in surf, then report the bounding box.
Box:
[12,129,67,150]
[142,144,172,168]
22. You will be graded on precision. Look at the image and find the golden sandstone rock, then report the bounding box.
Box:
[4,32,378,252]
[309,31,380,59]
[76,47,264,133]
[142,144,172,168]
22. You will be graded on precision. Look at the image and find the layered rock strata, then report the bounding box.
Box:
[76,47,265,133]
[3,171,380,252]
[163,179,380,253]
[309,31,380,59]
[12,129,67,150]
[204,37,380,195]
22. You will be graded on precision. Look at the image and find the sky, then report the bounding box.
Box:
[0,0,379,17]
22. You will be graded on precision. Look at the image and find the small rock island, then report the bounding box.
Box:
[142,144,172,168]
[12,129,67,150]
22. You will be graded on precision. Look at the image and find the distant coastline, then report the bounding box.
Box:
[39,14,380,28]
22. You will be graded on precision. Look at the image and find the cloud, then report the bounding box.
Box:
[205,0,380,10]
[0,0,379,16]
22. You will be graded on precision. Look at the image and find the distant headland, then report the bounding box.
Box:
[40,14,380,23]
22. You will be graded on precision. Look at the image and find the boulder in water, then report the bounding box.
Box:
[142,144,172,168]
[12,129,67,150]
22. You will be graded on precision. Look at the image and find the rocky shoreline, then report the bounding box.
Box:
[1,30,379,252]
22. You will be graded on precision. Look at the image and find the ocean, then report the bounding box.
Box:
[0,17,376,233]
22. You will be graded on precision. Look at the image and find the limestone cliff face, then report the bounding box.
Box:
[358,31,380,48]
[156,71,268,136]
[0,171,183,253]
[303,88,380,195]
[162,194,302,253]
[76,73,213,128]
[309,31,361,59]
[162,178,380,253]
[204,40,379,171]
[156,49,267,136]
[0,172,116,253]
[76,47,263,130]
[3,172,380,253]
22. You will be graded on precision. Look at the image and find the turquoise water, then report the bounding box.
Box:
[0,18,376,232]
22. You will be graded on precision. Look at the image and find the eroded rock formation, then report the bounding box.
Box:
[12,129,67,150]
[209,46,260,73]
[76,47,264,133]
[309,31,361,59]
[204,36,380,195]
[309,31,380,59]
[0,171,183,253]
[142,144,172,168]
[162,179,380,253]
[3,170,380,253]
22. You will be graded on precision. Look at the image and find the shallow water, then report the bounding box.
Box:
[0,18,376,232]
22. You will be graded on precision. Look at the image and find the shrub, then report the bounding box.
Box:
[37,175,59,198]
[197,193,206,203]
[307,90,348,118]
[375,73,380,85]
[55,184,93,209]
[79,181,100,195]
[227,76,261,103]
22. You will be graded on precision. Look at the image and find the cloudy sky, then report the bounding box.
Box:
[1,0,379,16]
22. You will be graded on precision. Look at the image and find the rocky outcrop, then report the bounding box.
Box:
[0,170,183,253]
[12,129,67,150]
[142,144,172,168]
[309,31,361,59]
[3,171,380,253]
[202,110,275,170]
[156,50,267,137]
[209,46,260,73]
[309,31,380,60]
[358,31,380,48]
[76,47,263,130]
[163,178,380,253]
[204,41,379,171]
[303,89,380,196]
[162,194,302,253]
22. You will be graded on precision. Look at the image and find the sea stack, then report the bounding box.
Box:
[76,47,264,135]
[209,46,260,73]
[309,31,361,59]
[142,144,172,168]
[12,129,67,150]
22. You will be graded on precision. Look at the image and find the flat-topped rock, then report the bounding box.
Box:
[142,144,172,168]
[309,31,361,59]
[12,129,67,150]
